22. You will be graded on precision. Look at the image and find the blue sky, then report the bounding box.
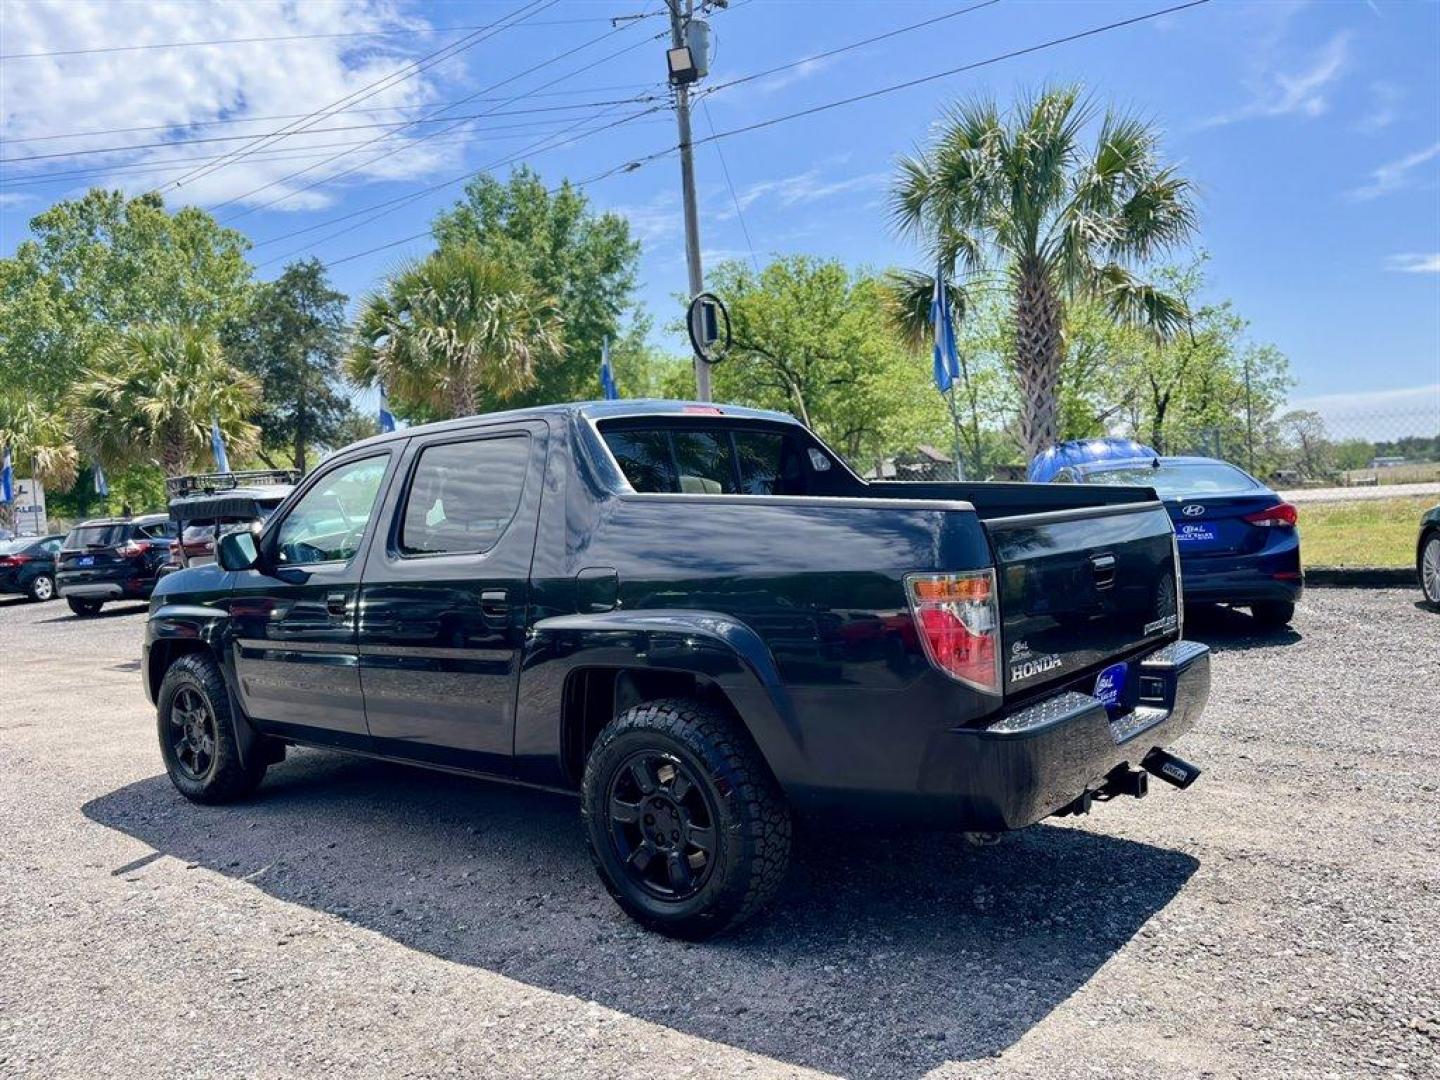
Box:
[2,0,1437,425]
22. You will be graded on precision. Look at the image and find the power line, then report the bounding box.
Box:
[216,18,660,221]
[0,96,661,166]
[0,11,665,61]
[154,0,556,195]
[701,98,759,274]
[257,102,666,269]
[0,85,659,146]
[310,0,1214,271]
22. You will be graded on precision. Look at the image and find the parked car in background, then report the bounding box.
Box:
[1419,503,1440,606]
[1039,444,1302,628]
[0,534,65,602]
[56,513,177,615]
[144,401,1209,938]
[164,469,299,571]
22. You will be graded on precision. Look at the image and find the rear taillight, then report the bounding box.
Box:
[0,554,32,567]
[117,540,152,558]
[1242,502,1298,528]
[904,570,1001,694]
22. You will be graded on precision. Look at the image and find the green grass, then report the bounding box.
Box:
[1300,496,1433,568]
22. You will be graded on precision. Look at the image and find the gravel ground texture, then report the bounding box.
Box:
[0,589,1436,1079]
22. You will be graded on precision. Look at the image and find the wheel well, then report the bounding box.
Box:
[560,667,742,787]
[146,639,212,701]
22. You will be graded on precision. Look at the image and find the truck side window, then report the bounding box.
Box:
[671,431,736,494]
[275,456,388,565]
[400,436,528,556]
[605,430,678,493]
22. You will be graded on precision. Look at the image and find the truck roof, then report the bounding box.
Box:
[342,399,800,454]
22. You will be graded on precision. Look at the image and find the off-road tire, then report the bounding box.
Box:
[157,653,268,804]
[1250,599,1295,628]
[66,597,102,616]
[27,574,55,602]
[581,696,791,939]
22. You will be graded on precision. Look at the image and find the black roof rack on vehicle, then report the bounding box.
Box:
[165,469,301,499]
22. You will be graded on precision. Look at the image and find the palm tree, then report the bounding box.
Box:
[70,324,259,477]
[348,245,564,420]
[0,392,79,531]
[891,86,1198,459]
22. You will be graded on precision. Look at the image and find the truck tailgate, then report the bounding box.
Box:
[985,502,1180,699]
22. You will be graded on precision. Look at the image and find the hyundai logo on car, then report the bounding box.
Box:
[1182,504,1206,517]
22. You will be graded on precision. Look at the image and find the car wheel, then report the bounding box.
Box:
[157,653,268,804]
[1250,600,1295,628]
[27,574,55,602]
[581,696,792,939]
[66,597,103,616]
[1420,531,1440,606]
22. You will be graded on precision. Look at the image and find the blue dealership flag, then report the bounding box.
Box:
[93,463,109,498]
[210,413,231,473]
[1,447,12,505]
[600,336,619,400]
[931,268,960,394]
[378,384,396,433]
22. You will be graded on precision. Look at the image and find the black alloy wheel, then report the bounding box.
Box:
[606,750,719,901]
[168,686,218,782]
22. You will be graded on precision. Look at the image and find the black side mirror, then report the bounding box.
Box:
[216,529,260,572]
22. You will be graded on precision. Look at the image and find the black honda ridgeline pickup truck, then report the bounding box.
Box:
[143,401,1209,937]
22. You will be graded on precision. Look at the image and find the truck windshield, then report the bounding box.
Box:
[1083,461,1260,498]
[600,423,808,495]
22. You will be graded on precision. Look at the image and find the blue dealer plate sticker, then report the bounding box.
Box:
[1175,523,1218,544]
[76,556,94,566]
[1094,662,1127,708]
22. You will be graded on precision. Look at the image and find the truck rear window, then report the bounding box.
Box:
[64,524,129,549]
[601,424,803,495]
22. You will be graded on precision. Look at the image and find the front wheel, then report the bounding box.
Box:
[581,697,792,939]
[66,597,102,616]
[1420,531,1440,605]
[1250,599,1295,628]
[157,653,267,804]
[27,574,55,602]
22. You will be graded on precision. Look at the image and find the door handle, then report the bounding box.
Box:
[325,591,349,616]
[1090,554,1117,590]
[480,589,509,618]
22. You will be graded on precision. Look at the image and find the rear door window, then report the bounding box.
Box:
[399,435,529,556]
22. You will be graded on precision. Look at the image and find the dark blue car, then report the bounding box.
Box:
[1048,453,1303,627]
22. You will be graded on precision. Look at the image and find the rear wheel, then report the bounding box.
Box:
[27,574,55,602]
[1420,531,1440,605]
[581,697,791,939]
[157,653,267,804]
[1250,599,1295,628]
[66,597,102,616]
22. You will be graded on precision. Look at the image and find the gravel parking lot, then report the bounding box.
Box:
[1,589,1436,1079]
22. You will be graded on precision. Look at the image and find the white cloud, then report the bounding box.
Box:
[1384,253,1440,274]
[1349,142,1440,201]
[1201,31,1350,128]
[0,0,472,212]
[606,191,682,248]
[1288,384,1440,434]
[712,167,887,221]
[0,193,35,207]
[1355,80,1403,134]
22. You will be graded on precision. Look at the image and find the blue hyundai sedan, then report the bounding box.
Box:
[1050,454,1303,628]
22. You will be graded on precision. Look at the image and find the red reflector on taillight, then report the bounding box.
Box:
[905,570,1000,694]
[0,554,29,566]
[1242,502,1297,528]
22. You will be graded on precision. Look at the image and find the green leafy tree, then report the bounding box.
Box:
[431,167,642,406]
[704,257,947,465]
[70,325,259,477]
[0,189,253,405]
[348,245,565,420]
[223,259,351,473]
[891,86,1199,459]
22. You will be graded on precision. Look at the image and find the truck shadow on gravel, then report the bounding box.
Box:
[85,754,1197,1078]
